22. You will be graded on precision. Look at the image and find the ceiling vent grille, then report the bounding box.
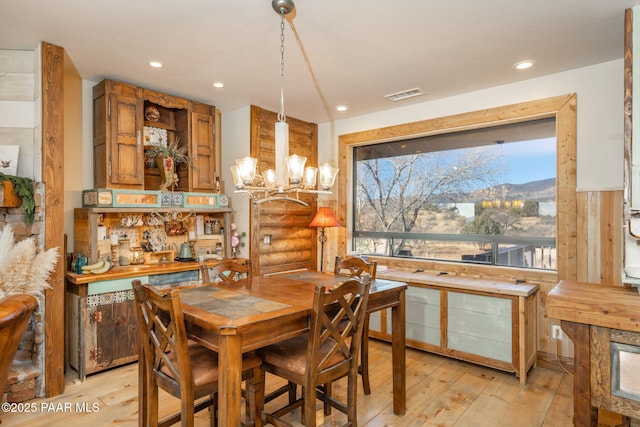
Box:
[384,87,425,102]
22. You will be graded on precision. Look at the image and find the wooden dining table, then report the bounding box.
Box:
[138,271,407,427]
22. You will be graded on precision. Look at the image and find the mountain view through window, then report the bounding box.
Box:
[352,117,557,270]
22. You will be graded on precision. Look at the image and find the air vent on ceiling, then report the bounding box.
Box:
[384,87,425,102]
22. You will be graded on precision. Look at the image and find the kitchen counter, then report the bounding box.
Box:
[377,268,538,296]
[66,260,205,285]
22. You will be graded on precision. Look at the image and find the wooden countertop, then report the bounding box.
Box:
[376,269,538,297]
[547,280,640,332]
[67,259,234,285]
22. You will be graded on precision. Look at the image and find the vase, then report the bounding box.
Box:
[156,155,175,191]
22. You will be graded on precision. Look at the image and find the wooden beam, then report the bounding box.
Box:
[41,41,65,397]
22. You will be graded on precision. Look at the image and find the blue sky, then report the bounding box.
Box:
[498,137,556,184]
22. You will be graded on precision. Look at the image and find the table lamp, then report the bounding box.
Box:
[309,207,341,271]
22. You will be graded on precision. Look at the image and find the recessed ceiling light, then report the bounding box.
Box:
[336,105,348,112]
[513,60,536,70]
[149,61,163,68]
[213,82,224,88]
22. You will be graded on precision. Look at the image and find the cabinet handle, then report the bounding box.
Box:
[137,130,141,153]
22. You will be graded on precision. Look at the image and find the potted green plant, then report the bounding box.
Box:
[144,138,193,191]
[0,173,35,224]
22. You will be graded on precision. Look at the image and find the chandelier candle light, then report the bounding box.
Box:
[231,0,338,206]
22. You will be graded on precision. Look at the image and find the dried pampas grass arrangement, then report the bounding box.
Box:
[0,225,58,299]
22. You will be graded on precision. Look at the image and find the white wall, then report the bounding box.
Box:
[319,59,624,194]
[220,106,251,257]
[0,49,38,180]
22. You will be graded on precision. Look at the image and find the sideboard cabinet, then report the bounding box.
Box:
[93,79,217,192]
[66,261,238,381]
[374,270,538,384]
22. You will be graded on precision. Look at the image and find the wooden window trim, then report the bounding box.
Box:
[337,94,577,283]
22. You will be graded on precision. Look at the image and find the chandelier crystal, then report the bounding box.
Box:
[231,0,338,206]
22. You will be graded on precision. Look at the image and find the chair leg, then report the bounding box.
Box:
[209,392,217,427]
[360,314,371,395]
[323,383,332,416]
[302,385,316,427]
[287,381,297,405]
[148,378,160,426]
[347,370,358,427]
[245,365,265,427]
[181,387,196,427]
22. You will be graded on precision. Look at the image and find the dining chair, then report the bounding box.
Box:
[256,278,371,427]
[334,256,377,395]
[200,259,251,284]
[132,280,263,427]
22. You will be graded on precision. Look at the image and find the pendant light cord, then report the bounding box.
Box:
[278,11,286,123]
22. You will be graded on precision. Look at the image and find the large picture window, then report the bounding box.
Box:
[352,118,557,270]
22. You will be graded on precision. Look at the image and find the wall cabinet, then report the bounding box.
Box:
[373,270,538,385]
[190,102,216,192]
[93,79,217,192]
[93,80,144,188]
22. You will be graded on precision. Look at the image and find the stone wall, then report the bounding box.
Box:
[1,182,46,403]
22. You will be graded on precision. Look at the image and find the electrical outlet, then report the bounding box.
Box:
[552,325,563,340]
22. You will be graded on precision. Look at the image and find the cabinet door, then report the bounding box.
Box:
[109,90,144,186]
[406,286,441,346]
[191,107,216,191]
[93,300,138,369]
[447,292,512,363]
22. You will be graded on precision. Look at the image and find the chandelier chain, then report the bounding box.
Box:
[231,0,338,206]
[278,11,286,122]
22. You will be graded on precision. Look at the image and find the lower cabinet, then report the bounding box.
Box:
[66,270,199,381]
[370,274,538,385]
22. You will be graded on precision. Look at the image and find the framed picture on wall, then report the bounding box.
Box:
[0,145,19,175]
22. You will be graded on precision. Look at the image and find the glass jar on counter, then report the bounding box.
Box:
[118,239,131,266]
[204,219,213,235]
[130,247,144,265]
[73,254,88,274]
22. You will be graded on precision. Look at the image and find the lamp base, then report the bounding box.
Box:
[319,227,327,272]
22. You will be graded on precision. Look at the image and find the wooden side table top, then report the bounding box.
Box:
[547,280,640,332]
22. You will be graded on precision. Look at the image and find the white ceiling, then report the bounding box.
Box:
[0,0,638,124]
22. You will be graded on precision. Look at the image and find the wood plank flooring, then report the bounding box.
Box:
[0,340,630,426]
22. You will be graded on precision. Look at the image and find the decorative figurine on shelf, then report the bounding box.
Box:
[144,138,193,191]
[230,223,246,258]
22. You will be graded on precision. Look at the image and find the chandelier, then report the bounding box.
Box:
[231,0,338,207]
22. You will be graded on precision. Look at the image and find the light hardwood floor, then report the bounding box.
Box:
[0,340,627,426]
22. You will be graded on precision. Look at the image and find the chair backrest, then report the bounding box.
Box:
[334,256,377,280]
[200,259,250,284]
[132,280,192,396]
[307,279,371,383]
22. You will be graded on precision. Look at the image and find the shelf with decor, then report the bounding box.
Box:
[93,79,217,193]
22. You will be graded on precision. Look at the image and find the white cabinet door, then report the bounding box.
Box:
[406,286,440,346]
[447,292,512,362]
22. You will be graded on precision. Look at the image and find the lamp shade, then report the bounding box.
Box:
[309,207,341,228]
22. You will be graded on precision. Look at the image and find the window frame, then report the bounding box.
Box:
[337,94,576,282]
[350,119,558,270]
